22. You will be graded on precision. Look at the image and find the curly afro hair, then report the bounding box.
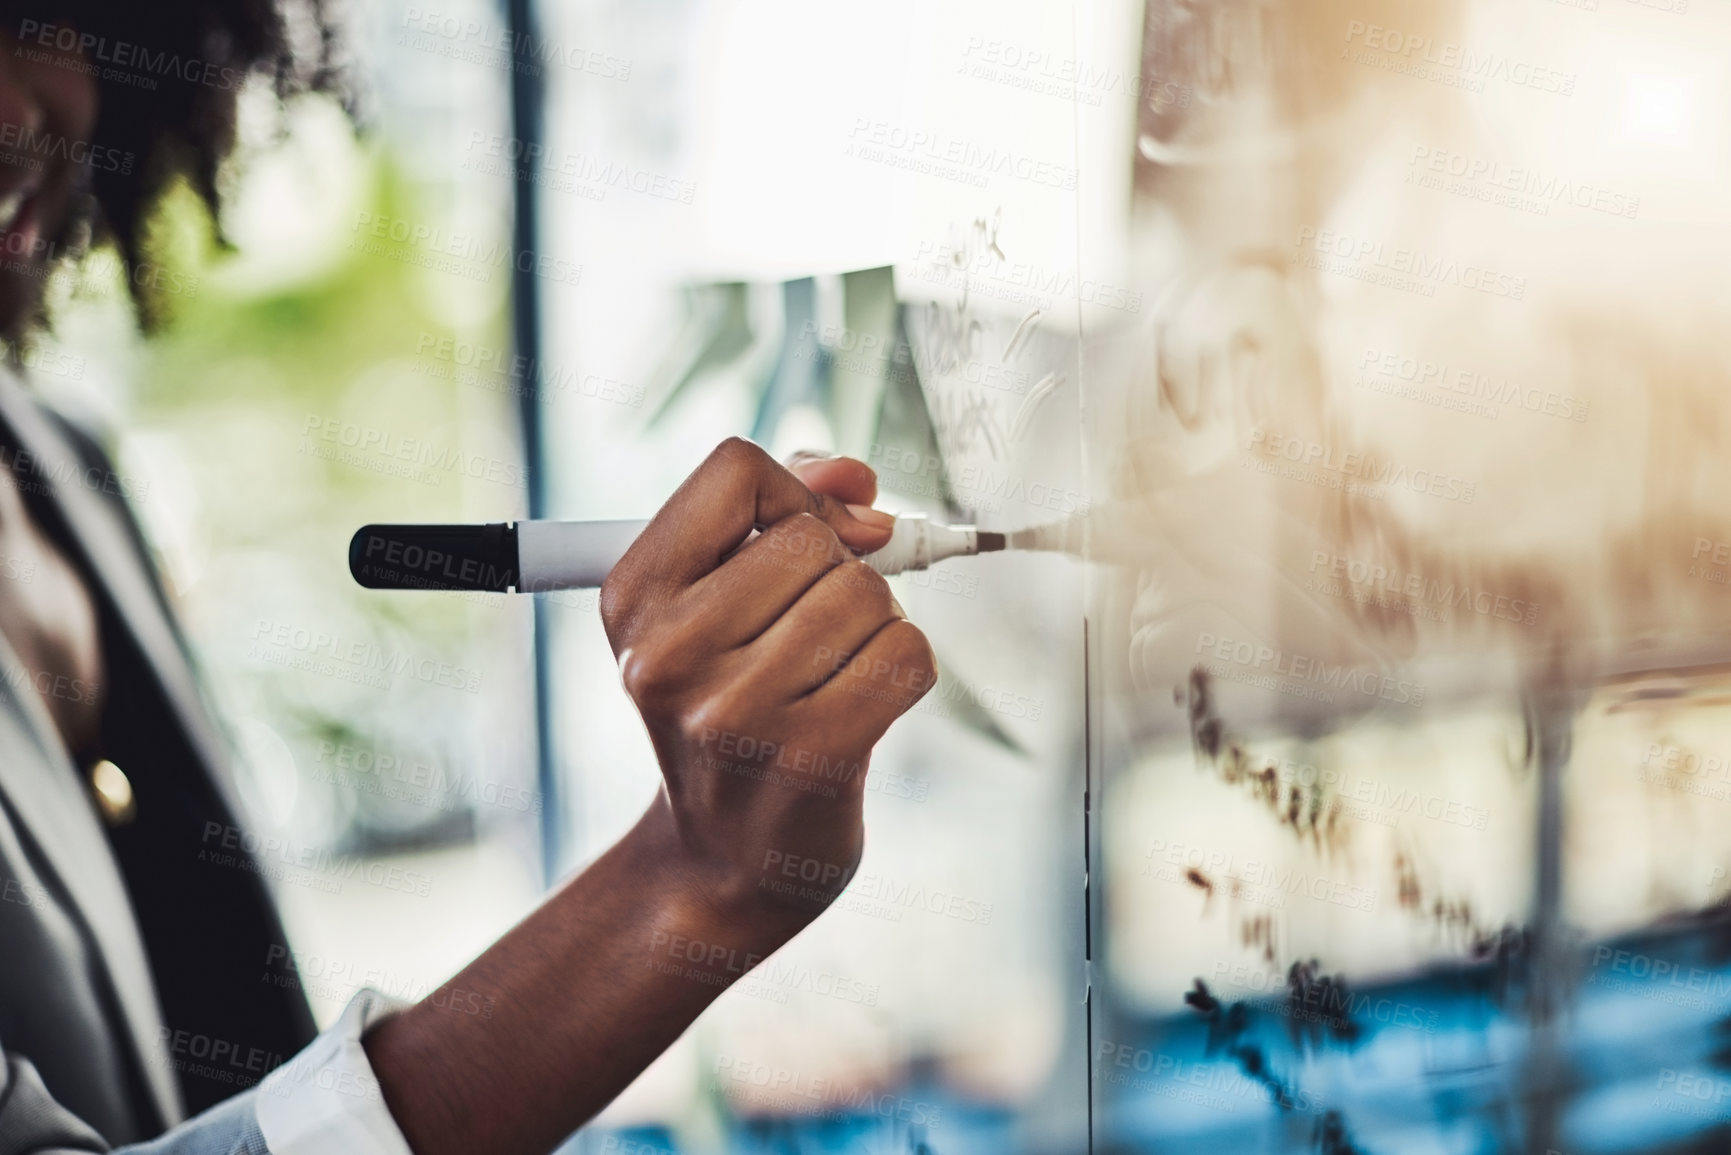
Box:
[8,0,350,320]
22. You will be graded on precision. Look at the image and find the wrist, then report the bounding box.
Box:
[615,795,816,964]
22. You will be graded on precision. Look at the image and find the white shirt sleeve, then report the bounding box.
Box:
[253,989,417,1155]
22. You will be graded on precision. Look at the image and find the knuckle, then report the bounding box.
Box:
[598,573,631,629]
[598,575,645,654]
[712,435,766,472]
[883,621,938,687]
[681,690,751,745]
[889,618,935,661]
[617,637,682,703]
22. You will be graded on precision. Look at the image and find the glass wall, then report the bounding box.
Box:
[1088,2,1731,1153]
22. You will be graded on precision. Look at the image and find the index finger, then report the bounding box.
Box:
[619,438,894,590]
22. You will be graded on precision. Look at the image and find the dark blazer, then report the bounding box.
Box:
[0,369,315,1149]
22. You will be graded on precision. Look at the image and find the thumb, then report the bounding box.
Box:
[785,452,893,549]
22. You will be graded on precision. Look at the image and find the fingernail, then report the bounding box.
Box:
[846,504,895,530]
[889,592,907,619]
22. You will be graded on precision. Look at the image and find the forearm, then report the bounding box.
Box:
[362,795,796,1155]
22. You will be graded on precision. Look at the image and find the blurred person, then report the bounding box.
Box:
[0,4,935,1154]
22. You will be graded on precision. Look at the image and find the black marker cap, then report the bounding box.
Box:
[349,523,518,591]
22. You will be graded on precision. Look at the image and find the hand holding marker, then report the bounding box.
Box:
[350,514,1021,592]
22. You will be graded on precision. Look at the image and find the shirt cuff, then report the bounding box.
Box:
[254,989,416,1155]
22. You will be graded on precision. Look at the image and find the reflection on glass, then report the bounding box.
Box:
[1091,1,1731,1152]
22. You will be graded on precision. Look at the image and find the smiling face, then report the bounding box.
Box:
[0,25,98,335]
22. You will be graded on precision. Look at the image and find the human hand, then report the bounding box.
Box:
[599,439,936,942]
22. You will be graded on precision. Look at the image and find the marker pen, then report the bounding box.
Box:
[349,515,1008,592]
